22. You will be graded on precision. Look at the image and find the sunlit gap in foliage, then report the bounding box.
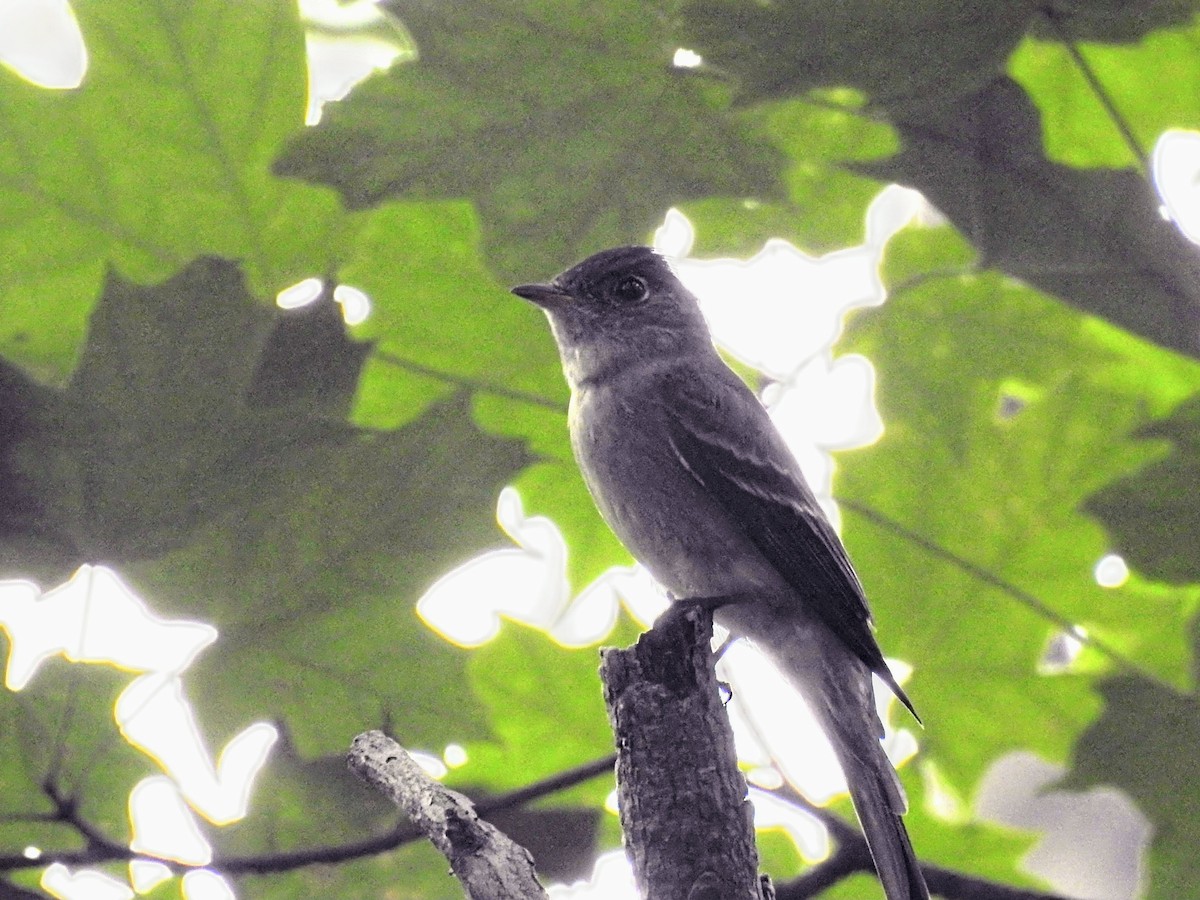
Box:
[549,785,831,899]
[300,0,411,124]
[720,640,917,803]
[418,189,934,894]
[1094,553,1129,588]
[1152,129,1200,245]
[129,859,172,894]
[400,748,445,779]
[0,0,410,122]
[0,0,86,89]
[42,865,134,900]
[333,283,371,324]
[276,277,324,309]
[181,870,237,900]
[548,851,638,899]
[672,47,703,68]
[976,752,1150,899]
[417,486,656,648]
[443,742,469,768]
[129,777,213,864]
[276,276,373,324]
[0,567,276,900]
[919,759,970,824]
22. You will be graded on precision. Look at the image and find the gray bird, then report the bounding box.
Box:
[513,245,928,900]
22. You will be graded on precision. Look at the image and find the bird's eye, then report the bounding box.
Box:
[612,275,649,304]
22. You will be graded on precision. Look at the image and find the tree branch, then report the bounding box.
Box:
[600,604,768,899]
[768,785,1075,900]
[0,753,615,876]
[347,730,547,900]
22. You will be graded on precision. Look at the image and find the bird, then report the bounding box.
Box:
[512,245,928,900]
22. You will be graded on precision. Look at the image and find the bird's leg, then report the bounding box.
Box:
[712,633,737,662]
[710,632,739,705]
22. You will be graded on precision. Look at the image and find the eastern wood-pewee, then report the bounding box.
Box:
[513,245,927,900]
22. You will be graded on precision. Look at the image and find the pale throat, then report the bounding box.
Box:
[549,317,708,391]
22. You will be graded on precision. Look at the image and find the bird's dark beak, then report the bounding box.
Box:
[511,282,571,308]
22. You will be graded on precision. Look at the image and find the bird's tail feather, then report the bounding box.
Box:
[791,629,928,900]
[721,611,929,899]
[834,729,929,900]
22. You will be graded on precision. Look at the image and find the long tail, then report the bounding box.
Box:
[716,607,929,898]
[787,627,929,899]
[834,733,929,900]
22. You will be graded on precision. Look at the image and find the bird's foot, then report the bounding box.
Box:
[712,633,736,662]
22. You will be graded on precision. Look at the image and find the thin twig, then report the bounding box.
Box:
[41,780,127,858]
[0,751,615,875]
[1040,6,1149,174]
[373,349,565,412]
[839,498,1170,686]
[475,754,616,819]
[767,784,1074,900]
[348,731,547,899]
[222,750,615,875]
[884,266,980,302]
[768,782,859,844]
[773,841,873,898]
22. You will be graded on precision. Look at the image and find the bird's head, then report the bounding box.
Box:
[512,246,712,387]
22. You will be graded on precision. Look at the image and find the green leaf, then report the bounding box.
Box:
[680,94,900,255]
[130,387,534,756]
[862,77,1200,359]
[769,799,1041,899]
[839,225,1200,790]
[1028,1,1200,42]
[276,0,782,280]
[1085,394,1200,583]
[458,625,614,796]
[0,662,148,848]
[1012,12,1200,168]
[1062,673,1200,899]
[335,199,630,589]
[236,843,456,900]
[218,728,601,895]
[339,201,565,431]
[1,256,534,768]
[813,826,1039,900]
[905,811,1044,897]
[246,284,373,420]
[682,0,1034,110]
[4,2,1200,894]
[0,0,344,379]
[2,257,344,578]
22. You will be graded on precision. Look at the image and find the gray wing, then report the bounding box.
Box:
[661,369,917,718]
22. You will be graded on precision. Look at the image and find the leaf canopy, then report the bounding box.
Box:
[0,0,1198,897]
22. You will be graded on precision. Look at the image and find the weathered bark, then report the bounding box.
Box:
[601,606,770,900]
[348,730,547,900]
